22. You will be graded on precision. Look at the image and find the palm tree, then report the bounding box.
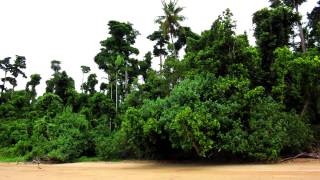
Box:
[156,0,185,57]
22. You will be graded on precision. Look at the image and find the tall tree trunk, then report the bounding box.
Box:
[116,73,118,114]
[160,54,163,73]
[109,118,112,131]
[295,3,306,53]
[31,88,36,103]
[110,82,113,100]
[160,44,164,73]
[125,64,128,97]
[81,73,84,93]
[170,32,177,58]
[301,96,310,117]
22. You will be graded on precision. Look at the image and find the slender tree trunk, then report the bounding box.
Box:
[31,88,36,103]
[192,141,201,157]
[125,64,128,97]
[295,3,306,53]
[182,124,201,156]
[160,54,163,73]
[170,32,177,58]
[81,73,84,93]
[116,73,118,114]
[110,82,113,100]
[301,96,310,117]
[109,118,112,131]
[160,44,164,73]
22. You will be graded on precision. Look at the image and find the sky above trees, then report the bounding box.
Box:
[0,0,318,95]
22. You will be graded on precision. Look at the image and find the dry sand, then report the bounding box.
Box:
[1,158,320,180]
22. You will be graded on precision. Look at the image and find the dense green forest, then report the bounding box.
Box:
[1,0,320,162]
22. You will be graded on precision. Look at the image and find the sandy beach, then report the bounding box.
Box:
[1,158,320,180]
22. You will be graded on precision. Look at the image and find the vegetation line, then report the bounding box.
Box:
[1,0,320,163]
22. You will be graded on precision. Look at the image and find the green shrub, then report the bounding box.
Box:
[35,93,63,118]
[31,107,89,162]
[0,119,31,157]
[120,75,312,160]
[95,130,128,160]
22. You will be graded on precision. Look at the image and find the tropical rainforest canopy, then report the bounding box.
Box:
[1,0,320,162]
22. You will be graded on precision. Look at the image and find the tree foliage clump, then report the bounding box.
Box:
[253,6,299,89]
[120,75,311,160]
[30,108,89,162]
[308,1,320,49]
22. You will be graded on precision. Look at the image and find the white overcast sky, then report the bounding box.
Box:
[0,0,318,95]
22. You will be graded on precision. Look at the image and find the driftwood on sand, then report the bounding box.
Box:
[16,158,41,169]
[280,152,320,162]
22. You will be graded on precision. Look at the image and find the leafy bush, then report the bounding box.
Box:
[95,130,129,160]
[0,91,31,119]
[31,107,89,162]
[35,93,63,118]
[0,119,31,157]
[121,75,312,160]
[246,97,312,160]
